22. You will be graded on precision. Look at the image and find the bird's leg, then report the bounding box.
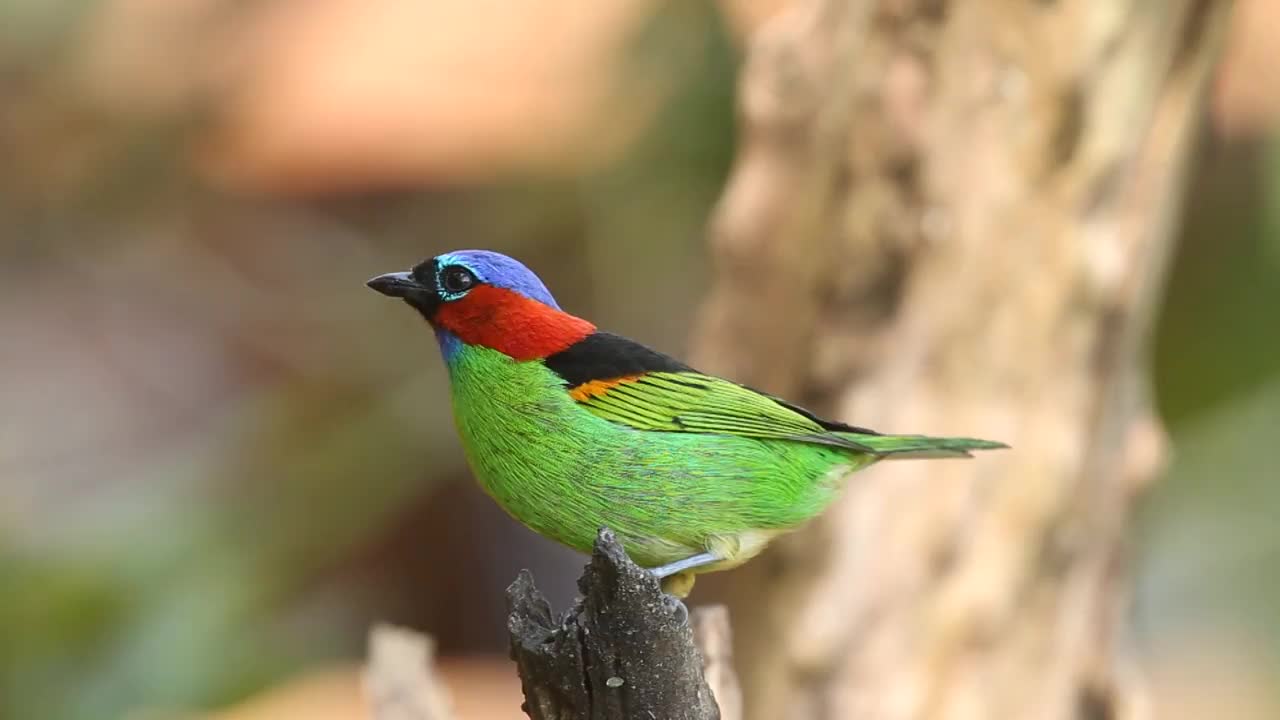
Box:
[650,552,719,579]
[649,551,720,608]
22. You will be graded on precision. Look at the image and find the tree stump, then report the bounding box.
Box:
[506,528,722,720]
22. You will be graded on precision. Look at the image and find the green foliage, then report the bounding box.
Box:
[1138,133,1280,687]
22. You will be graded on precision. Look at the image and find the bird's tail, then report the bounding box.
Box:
[837,432,1008,459]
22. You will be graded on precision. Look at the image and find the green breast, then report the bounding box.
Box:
[444,345,865,566]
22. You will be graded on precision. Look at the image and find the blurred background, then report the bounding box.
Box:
[0,1,1276,718]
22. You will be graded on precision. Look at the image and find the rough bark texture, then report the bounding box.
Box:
[506,528,722,720]
[692,1,1232,719]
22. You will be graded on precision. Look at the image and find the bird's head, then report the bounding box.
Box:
[367,250,595,362]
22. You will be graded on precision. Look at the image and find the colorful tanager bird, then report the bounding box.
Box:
[368,250,1005,597]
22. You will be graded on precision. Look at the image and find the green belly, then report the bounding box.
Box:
[445,345,866,566]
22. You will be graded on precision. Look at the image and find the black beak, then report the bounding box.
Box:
[366,271,424,298]
[367,269,441,320]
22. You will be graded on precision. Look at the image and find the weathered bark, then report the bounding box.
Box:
[693,1,1232,719]
[506,528,723,720]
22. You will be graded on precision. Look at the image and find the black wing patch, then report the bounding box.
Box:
[544,331,695,387]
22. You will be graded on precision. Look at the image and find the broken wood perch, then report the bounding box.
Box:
[506,527,722,720]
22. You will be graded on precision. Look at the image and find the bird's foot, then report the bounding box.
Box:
[661,592,689,625]
[652,570,696,625]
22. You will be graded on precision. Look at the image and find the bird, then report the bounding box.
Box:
[367,250,1006,598]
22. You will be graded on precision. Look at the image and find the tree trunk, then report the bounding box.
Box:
[692,1,1232,719]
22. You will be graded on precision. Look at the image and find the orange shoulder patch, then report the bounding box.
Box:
[568,375,642,402]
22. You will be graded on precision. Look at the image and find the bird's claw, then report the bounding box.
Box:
[662,592,689,625]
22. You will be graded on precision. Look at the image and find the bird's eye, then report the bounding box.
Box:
[440,266,476,295]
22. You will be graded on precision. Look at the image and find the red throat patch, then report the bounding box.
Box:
[432,285,596,360]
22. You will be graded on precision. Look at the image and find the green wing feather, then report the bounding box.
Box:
[836,433,1008,459]
[571,371,1006,457]
[572,372,874,452]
